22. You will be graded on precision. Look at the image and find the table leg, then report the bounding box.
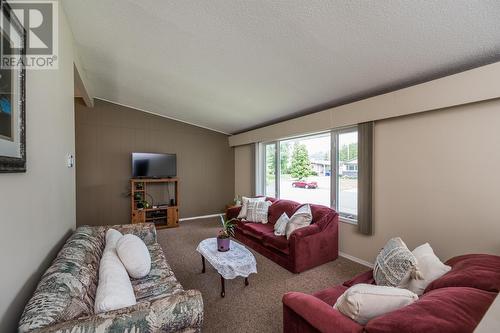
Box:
[245,277,249,286]
[201,255,205,273]
[220,275,225,298]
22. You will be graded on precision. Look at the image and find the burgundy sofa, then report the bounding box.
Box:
[226,197,339,273]
[282,254,500,333]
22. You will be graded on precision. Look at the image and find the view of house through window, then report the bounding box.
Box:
[337,130,358,219]
[279,134,331,207]
[260,127,358,221]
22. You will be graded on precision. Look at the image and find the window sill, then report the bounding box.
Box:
[339,216,358,225]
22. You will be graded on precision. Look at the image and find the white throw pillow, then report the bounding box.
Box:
[246,200,272,223]
[334,284,418,324]
[403,243,451,295]
[285,204,312,239]
[116,234,151,279]
[274,212,290,236]
[94,229,136,313]
[373,237,422,287]
[237,196,266,219]
[106,228,123,246]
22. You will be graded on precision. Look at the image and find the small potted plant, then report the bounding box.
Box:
[234,195,242,206]
[217,216,237,252]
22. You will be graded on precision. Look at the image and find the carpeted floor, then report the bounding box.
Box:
[157,217,368,333]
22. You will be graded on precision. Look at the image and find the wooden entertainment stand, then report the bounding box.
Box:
[130,178,179,229]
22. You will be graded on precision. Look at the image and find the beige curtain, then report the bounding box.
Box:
[358,122,374,235]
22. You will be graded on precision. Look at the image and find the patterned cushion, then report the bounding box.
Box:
[19,223,204,333]
[246,200,272,223]
[285,204,312,239]
[110,223,157,246]
[19,226,106,333]
[373,237,421,287]
[237,196,266,219]
[274,212,290,236]
[132,243,183,302]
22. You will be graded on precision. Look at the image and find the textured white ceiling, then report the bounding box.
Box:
[63,0,500,134]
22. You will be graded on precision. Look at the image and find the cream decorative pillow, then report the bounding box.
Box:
[246,200,272,223]
[94,229,136,313]
[373,237,422,287]
[237,196,266,219]
[116,234,151,279]
[274,212,290,236]
[285,204,312,239]
[403,243,451,295]
[334,284,418,324]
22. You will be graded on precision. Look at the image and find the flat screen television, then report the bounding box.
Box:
[132,152,177,178]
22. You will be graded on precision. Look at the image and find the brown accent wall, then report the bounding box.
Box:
[75,99,234,226]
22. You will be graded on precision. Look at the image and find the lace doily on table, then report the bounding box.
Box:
[196,238,257,279]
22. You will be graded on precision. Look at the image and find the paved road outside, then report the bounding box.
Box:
[267,175,357,215]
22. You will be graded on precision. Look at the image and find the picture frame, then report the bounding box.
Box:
[0,0,26,173]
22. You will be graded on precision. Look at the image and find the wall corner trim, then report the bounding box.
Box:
[74,64,94,107]
[179,213,224,222]
[339,251,374,268]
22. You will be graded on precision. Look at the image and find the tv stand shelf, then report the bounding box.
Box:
[130,178,179,229]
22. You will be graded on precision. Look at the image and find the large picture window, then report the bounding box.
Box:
[259,127,358,222]
[279,133,331,207]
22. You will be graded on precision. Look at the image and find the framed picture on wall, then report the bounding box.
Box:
[0,1,26,173]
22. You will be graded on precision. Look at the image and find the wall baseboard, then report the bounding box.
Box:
[179,216,373,269]
[179,213,224,222]
[339,251,373,268]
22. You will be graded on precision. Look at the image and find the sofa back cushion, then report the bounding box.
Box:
[19,226,106,333]
[268,199,300,225]
[268,200,335,227]
[424,254,500,294]
[365,287,496,333]
[110,223,157,246]
[309,204,336,229]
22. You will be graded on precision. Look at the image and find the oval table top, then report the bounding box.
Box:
[196,238,257,279]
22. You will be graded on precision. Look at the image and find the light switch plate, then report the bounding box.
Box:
[67,154,75,168]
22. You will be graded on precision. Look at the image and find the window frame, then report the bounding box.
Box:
[332,126,359,223]
[261,141,278,198]
[258,126,358,224]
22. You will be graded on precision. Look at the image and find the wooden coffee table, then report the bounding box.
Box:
[196,238,257,297]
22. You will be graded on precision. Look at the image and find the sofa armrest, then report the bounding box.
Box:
[110,223,157,245]
[35,289,203,333]
[290,224,321,239]
[283,292,363,333]
[289,215,339,273]
[226,206,242,220]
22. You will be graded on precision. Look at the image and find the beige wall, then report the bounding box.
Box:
[233,99,500,263]
[0,8,77,332]
[234,144,254,196]
[341,99,500,263]
[75,99,235,226]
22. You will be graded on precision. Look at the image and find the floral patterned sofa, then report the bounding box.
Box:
[19,223,203,333]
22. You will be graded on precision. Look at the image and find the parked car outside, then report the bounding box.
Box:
[291,181,318,189]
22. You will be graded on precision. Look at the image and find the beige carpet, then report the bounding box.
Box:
[157,217,368,333]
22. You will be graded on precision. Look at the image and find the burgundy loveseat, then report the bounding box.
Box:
[226,197,339,273]
[282,254,500,333]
